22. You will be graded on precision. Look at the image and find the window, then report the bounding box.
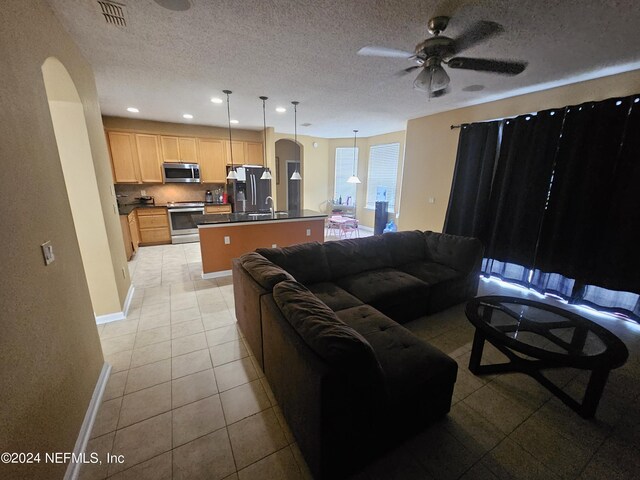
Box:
[366,143,400,210]
[334,147,358,205]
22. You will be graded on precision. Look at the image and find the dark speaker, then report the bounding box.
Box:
[374,201,388,235]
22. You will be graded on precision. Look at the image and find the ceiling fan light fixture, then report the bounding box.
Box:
[414,65,450,92]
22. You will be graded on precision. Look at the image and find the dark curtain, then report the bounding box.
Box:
[591,98,640,294]
[536,97,635,291]
[443,121,500,242]
[484,109,565,268]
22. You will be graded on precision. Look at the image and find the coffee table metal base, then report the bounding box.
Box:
[469,329,610,419]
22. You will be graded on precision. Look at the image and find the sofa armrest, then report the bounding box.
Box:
[424,231,484,275]
[261,295,379,479]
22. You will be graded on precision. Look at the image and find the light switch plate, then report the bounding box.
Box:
[224,236,231,245]
[272,244,277,248]
[41,241,55,265]
[306,229,311,236]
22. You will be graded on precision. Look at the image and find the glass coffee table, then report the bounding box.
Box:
[465,296,628,418]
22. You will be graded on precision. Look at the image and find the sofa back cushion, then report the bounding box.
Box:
[257,242,331,284]
[240,252,295,289]
[382,230,427,266]
[323,235,394,279]
[423,231,484,274]
[273,281,383,380]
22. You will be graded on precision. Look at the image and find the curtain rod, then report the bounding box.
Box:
[450,124,466,130]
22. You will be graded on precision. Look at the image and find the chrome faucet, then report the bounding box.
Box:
[265,196,274,216]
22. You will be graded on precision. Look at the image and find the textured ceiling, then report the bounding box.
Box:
[46,0,640,137]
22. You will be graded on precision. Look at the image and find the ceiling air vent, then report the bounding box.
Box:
[97,1,127,26]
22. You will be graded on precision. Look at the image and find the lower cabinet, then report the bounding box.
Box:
[129,210,140,253]
[137,207,171,245]
[120,215,134,260]
[205,204,232,214]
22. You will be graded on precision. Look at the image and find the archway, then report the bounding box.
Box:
[41,57,121,318]
[275,139,302,211]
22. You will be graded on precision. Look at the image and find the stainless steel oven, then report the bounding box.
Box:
[167,202,205,244]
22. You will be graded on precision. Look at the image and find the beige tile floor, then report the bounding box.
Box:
[84,242,640,479]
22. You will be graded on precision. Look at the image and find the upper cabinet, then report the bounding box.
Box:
[160,136,198,163]
[198,138,227,184]
[226,141,246,166]
[135,134,163,183]
[106,126,263,184]
[108,132,140,183]
[246,142,264,165]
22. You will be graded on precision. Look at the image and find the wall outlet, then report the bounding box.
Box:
[306,229,311,236]
[428,197,436,204]
[140,189,146,196]
[224,236,231,245]
[41,241,55,266]
[272,244,277,248]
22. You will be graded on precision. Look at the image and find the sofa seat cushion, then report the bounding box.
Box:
[336,305,458,401]
[307,282,364,312]
[398,261,460,285]
[335,268,430,322]
[257,242,331,284]
[240,252,295,289]
[273,281,384,385]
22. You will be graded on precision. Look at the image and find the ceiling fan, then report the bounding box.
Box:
[358,16,527,98]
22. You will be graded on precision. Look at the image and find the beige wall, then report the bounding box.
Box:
[328,131,406,228]
[266,129,331,213]
[399,69,640,232]
[0,2,107,478]
[44,59,121,316]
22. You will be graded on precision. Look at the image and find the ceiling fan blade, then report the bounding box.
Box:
[357,45,415,59]
[453,20,504,54]
[447,57,527,75]
[431,87,450,98]
[396,65,421,76]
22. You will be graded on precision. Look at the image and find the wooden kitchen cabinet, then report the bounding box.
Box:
[226,141,246,165]
[129,210,140,253]
[205,204,232,214]
[135,134,163,183]
[245,141,264,165]
[137,207,171,245]
[108,132,140,183]
[161,136,198,163]
[198,138,227,183]
[120,215,133,260]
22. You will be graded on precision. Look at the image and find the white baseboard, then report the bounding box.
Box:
[64,362,111,480]
[202,269,232,279]
[122,284,135,317]
[95,284,135,324]
[95,311,125,324]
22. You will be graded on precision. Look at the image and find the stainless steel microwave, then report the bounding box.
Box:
[162,163,200,183]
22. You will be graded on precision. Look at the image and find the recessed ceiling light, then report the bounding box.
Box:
[230,119,239,124]
[183,113,193,119]
[275,107,286,113]
[127,107,139,113]
[211,97,223,104]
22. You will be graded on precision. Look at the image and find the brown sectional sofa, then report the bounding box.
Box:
[232,230,483,479]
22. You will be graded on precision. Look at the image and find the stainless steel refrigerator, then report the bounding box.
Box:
[228,166,272,212]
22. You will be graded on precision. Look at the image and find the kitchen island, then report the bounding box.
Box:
[195,210,327,277]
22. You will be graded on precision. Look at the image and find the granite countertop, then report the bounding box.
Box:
[118,203,166,215]
[195,209,327,226]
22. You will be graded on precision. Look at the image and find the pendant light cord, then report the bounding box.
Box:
[262,98,267,165]
[224,90,234,169]
[353,129,358,176]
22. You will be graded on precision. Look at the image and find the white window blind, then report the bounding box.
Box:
[334,147,358,205]
[366,143,400,210]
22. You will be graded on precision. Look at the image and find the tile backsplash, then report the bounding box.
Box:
[115,183,227,205]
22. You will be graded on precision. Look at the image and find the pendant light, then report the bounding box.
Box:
[224,90,237,180]
[346,129,361,184]
[290,100,302,181]
[259,96,273,180]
